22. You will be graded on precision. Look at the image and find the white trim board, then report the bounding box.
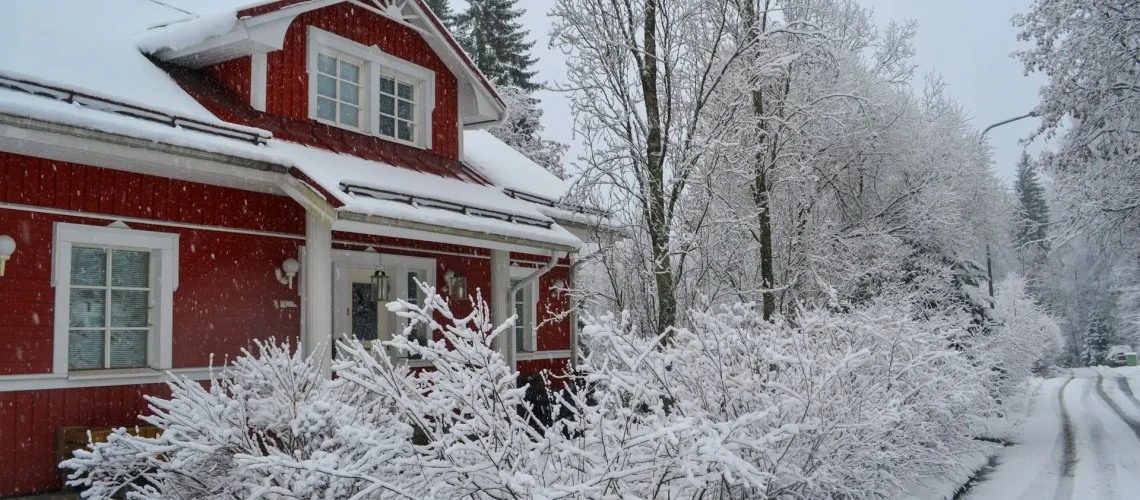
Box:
[516,350,571,361]
[0,366,222,392]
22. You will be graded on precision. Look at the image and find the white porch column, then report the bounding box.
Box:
[304,211,334,379]
[490,249,514,371]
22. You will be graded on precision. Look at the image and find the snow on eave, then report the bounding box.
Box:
[0,70,272,144]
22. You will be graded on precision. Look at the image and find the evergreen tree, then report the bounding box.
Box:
[421,0,455,30]
[1013,151,1050,248]
[455,0,539,91]
[487,86,568,179]
[1081,310,1114,366]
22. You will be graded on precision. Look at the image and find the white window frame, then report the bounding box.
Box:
[307,26,436,149]
[51,223,178,376]
[510,266,539,353]
[312,48,369,132]
[331,250,436,361]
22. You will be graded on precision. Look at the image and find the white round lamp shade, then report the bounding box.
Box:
[282,258,300,274]
[0,235,15,256]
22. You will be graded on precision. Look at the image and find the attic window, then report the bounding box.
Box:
[307,27,436,148]
[378,74,417,143]
[316,52,365,130]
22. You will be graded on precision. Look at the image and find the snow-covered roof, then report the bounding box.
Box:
[463,130,572,202]
[0,0,580,251]
[0,0,222,120]
[463,130,621,234]
[276,141,584,249]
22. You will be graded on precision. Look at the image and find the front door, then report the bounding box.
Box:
[331,250,436,358]
[343,266,386,350]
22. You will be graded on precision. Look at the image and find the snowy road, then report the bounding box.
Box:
[964,367,1140,500]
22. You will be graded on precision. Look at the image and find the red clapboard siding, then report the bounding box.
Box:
[207,56,252,104]
[0,153,308,375]
[0,153,306,235]
[0,384,173,496]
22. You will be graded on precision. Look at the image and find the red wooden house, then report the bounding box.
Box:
[0,0,598,495]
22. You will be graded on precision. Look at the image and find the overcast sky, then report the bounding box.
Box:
[464,0,1049,185]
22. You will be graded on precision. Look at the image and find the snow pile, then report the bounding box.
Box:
[64,286,993,499]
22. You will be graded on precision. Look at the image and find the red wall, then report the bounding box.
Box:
[0,154,307,375]
[0,154,572,496]
[0,384,172,496]
[239,2,462,160]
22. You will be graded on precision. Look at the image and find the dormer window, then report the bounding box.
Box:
[378,74,417,142]
[307,27,435,148]
[316,52,365,130]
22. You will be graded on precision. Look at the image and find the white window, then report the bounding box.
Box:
[52,223,178,374]
[377,73,418,143]
[510,267,538,353]
[307,27,436,148]
[332,251,435,361]
[315,51,366,130]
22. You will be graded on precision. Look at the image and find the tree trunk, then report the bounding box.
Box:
[746,0,777,321]
[640,0,676,338]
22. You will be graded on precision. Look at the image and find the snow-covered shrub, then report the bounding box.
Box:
[575,300,990,498]
[62,339,417,499]
[982,277,1063,391]
[64,284,991,499]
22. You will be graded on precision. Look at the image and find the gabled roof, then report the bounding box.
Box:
[139,0,506,122]
[0,0,582,252]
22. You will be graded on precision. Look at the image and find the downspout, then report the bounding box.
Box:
[568,253,581,370]
[507,251,560,371]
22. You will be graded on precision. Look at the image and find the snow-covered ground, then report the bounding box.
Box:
[963,367,1140,500]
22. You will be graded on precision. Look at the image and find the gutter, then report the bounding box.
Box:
[0,112,285,174]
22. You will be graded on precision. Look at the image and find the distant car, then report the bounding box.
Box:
[1106,345,1135,367]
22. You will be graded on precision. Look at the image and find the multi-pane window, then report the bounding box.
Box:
[315,52,364,129]
[308,27,435,148]
[378,74,417,143]
[67,246,151,370]
[511,278,535,352]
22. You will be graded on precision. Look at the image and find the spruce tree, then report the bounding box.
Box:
[455,0,539,91]
[1013,151,1050,248]
[1081,310,1114,366]
[422,0,455,30]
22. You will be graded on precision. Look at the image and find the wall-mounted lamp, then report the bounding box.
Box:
[276,257,300,289]
[551,279,567,293]
[0,235,14,277]
[371,267,391,302]
[444,270,467,301]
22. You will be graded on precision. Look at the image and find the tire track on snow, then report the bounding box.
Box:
[1112,375,1140,415]
[1094,375,1140,441]
[1052,377,1076,500]
[1083,377,1120,498]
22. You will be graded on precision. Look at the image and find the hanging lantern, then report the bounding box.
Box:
[445,270,468,300]
[371,267,390,302]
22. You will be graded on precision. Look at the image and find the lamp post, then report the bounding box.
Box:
[979,111,1040,305]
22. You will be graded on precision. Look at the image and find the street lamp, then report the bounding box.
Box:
[979,110,1040,306]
